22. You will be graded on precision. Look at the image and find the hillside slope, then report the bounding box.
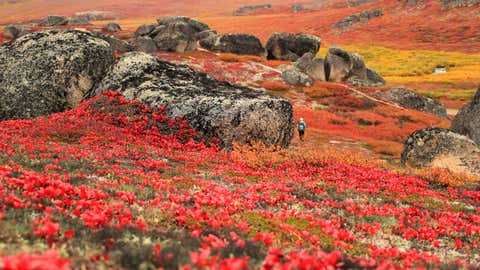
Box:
[2,0,480,52]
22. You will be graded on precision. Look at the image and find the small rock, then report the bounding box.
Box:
[195,29,217,40]
[281,67,314,86]
[3,25,21,39]
[135,24,156,36]
[103,22,121,32]
[66,17,93,26]
[39,15,68,26]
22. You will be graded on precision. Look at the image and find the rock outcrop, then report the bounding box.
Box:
[90,52,294,148]
[233,4,272,16]
[451,86,480,145]
[379,87,448,118]
[402,128,480,175]
[0,30,115,120]
[266,32,321,61]
[134,16,210,53]
[325,46,385,86]
[200,34,266,56]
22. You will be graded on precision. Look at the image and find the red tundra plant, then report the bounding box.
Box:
[0,91,478,269]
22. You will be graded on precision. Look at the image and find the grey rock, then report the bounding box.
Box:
[157,16,209,32]
[334,9,383,30]
[294,52,315,71]
[325,46,385,86]
[195,29,217,40]
[103,22,121,32]
[103,36,132,53]
[366,68,386,86]
[0,30,115,120]
[74,11,119,21]
[134,36,157,53]
[294,53,326,81]
[135,24,156,36]
[150,16,210,52]
[401,127,480,174]
[3,25,21,39]
[440,0,480,9]
[153,21,198,53]
[381,87,448,118]
[200,34,266,56]
[451,86,480,145]
[39,15,68,26]
[325,46,353,82]
[66,17,94,26]
[281,67,314,86]
[347,0,377,6]
[305,58,327,81]
[91,52,294,149]
[266,32,321,61]
[233,4,272,16]
[91,30,132,53]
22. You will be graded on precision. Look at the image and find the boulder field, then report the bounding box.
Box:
[0,30,294,149]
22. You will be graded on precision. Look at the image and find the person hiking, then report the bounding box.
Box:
[297,118,307,141]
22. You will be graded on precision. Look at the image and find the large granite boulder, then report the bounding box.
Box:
[152,17,208,53]
[294,53,326,81]
[157,16,209,32]
[90,52,294,148]
[451,86,480,145]
[402,128,480,175]
[132,17,210,53]
[0,30,115,120]
[325,46,385,86]
[325,47,353,82]
[380,87,448,118]
[266,32,321,61]
[200,34,266,56]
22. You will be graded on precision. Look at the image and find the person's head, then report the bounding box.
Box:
[300,118,304,122]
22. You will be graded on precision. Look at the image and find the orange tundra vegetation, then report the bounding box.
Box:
[293,100,450,158]
[260,81,291,92]
[415,167,479,188]
[303,82,350,98]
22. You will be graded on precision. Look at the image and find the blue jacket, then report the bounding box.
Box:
[297,120,306,131]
